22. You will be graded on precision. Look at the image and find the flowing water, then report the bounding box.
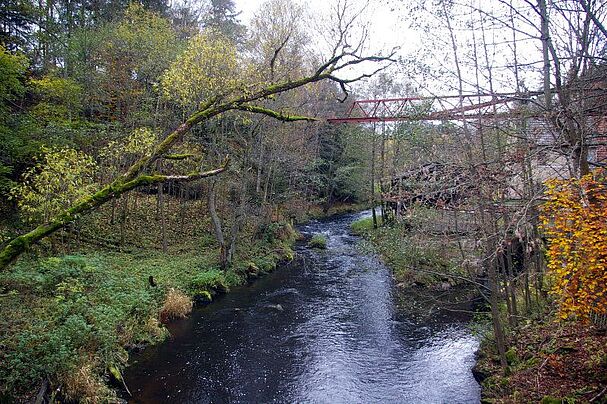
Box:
[125,211,481,403]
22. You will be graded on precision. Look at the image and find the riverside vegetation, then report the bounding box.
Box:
[350,208,470,289]
[0,214,299,402]
[352,203,607,402]
[3,0,607,402]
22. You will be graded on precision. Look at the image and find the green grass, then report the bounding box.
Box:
[308,233,328,249]
[0,222,298,402]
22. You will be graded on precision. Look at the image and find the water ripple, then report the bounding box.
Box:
[125,211,480,403]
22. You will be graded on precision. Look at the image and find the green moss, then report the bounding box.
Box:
[197,290,213,302]
[246,261,260,274]
[237,104,317,122]
[163,153,197,160]
[282,247,294,261]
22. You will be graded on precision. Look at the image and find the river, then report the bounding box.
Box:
[124,211,481,403]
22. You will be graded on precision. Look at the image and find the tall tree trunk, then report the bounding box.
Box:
[256,134,265,194]
[179,186,187,235]
[539,0,552,111]
[119,194,129,247]
[227,174,247,265]
[380,121,387,222]
[207,179,227,269]
[158,183,167,253]
[490,260,509,370]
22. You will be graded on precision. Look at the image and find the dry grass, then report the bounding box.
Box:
[62,362,115,403]
[159,288,193,323]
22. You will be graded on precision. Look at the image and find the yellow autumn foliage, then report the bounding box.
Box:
[160,29,242,108]
[10,147,98,224]
[541,169,607,320]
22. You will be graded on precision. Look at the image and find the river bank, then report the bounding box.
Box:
[475,319,607,403]
[349,211,478,289]
[0,221,298,403]
[0,207,484,402]
[349,212,607,403]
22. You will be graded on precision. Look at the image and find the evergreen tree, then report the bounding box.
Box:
[203,0,245,43]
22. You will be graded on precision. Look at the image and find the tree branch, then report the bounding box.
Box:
[162,153,199,160]
[579,0,607,39]
[0,34,394,269]
[235,104,318,121]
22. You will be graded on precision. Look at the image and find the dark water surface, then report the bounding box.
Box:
[125,211,480,403]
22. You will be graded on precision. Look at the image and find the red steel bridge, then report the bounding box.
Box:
[327,92,544,123]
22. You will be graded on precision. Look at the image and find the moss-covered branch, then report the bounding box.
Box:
[0,164,228,270]
[236,105,317,122]
[163,153,199,160]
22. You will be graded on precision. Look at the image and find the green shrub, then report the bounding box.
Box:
[253,254,279,272]
[0,255,164,400]
[223,270,245,287]
[188,269,229,296]
[259,221,299,243]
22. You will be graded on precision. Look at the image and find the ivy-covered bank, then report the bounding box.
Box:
[0,222,298,403]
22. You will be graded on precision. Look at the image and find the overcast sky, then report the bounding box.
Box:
[234,0,412,53]
[233,0,421,96]
[231,0,548,98]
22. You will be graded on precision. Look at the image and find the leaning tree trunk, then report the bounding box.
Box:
[0,166,227,269]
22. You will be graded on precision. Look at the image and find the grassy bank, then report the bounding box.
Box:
[350,210,472,288]
[0,222,298,403]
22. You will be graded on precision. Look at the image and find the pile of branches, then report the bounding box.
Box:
[387,162,476,208]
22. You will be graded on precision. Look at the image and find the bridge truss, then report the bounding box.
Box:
[327,92,544,123]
